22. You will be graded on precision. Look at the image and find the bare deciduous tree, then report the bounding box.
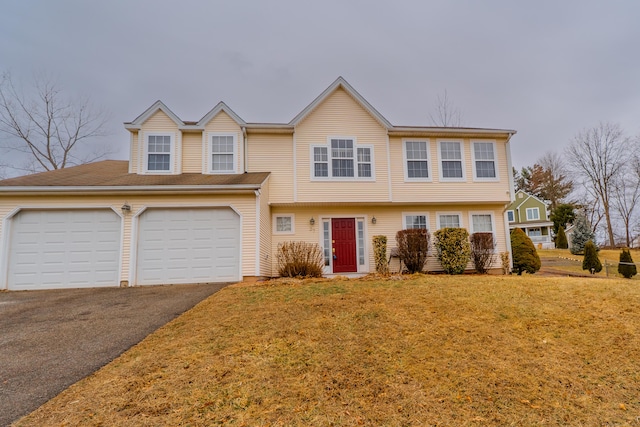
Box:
[429,89,463,127]
[0,72,110,175]
[566,122,629,247]
[612,148,640,247]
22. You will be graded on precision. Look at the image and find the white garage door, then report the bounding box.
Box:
[7,209,121,290]
[136,208,240,285]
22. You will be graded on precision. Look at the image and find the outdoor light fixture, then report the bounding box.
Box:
[121,203,131,213]
[372,216,377,224]
[309,217,315,226]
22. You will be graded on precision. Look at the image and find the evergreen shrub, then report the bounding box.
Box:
[510,228,541,275]
[618,248,637,279]
[434,228,471,275]
[582,240,602,273]
[372,235,389,275]
[556,225,568,249]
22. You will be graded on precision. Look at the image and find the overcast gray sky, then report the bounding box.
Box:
[1,0,639,174]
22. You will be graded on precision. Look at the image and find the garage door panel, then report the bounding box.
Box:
[136,208,240,285]
[8,210,121,290]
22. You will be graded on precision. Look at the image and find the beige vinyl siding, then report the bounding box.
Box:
[203,111,243,174]
[390,137,511,204]
[182,133,203,173]
[258,179,272,277]
[269,204,508,275]
[0,193,259,286]
[295,88,389,203]
[247,133,294,204]
[139,110,181,174]
[129,132,138,173]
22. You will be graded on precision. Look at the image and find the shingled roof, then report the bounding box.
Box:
[0,160,270,189]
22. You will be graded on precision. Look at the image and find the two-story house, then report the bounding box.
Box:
[0,77,516,290]
[506,190,554,248]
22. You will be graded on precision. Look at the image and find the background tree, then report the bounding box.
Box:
[611,151,640,247]
[618,249,637,279]
[582,240,602,273]
[513,152,573,208]
[570,213,596,255]
[550,203,576,236]
[536,151,574,209]
[428,89,463,127]
[0,72,110,175]
[566,122,629,247]
[556,226,568,249]
[510,228,541,275]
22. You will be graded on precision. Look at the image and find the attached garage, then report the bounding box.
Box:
[135,207,241,285]
[6,209,121,290]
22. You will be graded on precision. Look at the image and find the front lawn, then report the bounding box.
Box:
[17,275,640,426]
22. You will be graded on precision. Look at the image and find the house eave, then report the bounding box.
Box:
[0,184,264,196]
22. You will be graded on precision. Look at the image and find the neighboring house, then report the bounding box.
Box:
[0,77,517,290]
[506,190,555,249]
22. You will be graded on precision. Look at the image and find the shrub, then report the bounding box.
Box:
[277,241,324,278]
[510,228,541,275]
[470,232,495,274]
[396,229,430,273]
[570,214,596,255]
[434,228,471,275]
[500,252,511,275]
[372,235,389,275]
[555,225,568,249]
[582,240,602,273]
[618,248,637,279]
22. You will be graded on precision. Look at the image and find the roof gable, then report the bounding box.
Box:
[197,101,246,127]
[508,190,549,217]
[289,76,392,129]
[124,100,184,130]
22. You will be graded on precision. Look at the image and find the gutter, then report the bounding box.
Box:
[0,184,265,196]
[243,126,248,173]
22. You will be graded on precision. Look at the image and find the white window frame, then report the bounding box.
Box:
[526,207,540,221]
[469,212,497,247]
[402,139,432,182]
[507,210,515,222]
[436,212,463,229]
[437,139,466,182]
[273,214,295,235]
[402,212,430,230]
[471,140,499,181]
[469,211,497,237]
[310,137,375,181]
[144,132,174,174]
[208,133,237,174]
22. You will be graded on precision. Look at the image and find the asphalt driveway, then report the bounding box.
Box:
[0,283,230,427]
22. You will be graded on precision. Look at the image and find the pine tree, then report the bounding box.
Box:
[570,214,595,255]
[582,240,602,273]
[556,225,568,249]
[510,228,541,275]
[618,249,637,279]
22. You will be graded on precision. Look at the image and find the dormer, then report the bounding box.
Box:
[196,102,246,175]
[125,101,183,175]
[124,101,247,175]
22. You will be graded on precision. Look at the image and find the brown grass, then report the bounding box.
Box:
[15,275,640,426]
[539,248,640,280]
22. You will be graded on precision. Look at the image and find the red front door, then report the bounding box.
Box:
[332,218,357,273]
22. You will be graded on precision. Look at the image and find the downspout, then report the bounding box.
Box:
[242,126,248,173]
[504,131,516,271]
